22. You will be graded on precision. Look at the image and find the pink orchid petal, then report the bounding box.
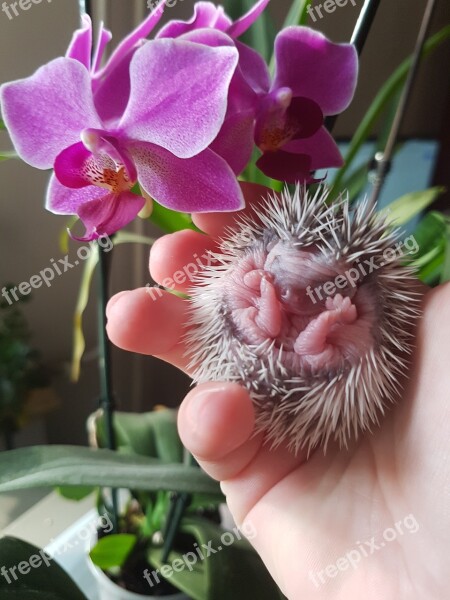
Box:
[178,28,257,174]
[255,92,323,151]
[157,2,232,38]
[273,27,358,115]
[46,173,106,215]
[178,26,235,47]
[131,142,244,213]
[228,0,271,38]
[120,39,238,159]
[92,23,113,73]
[54,142,93,188]
[0,58,102,169]
[289,97,323,139]
[178,29,258,112]
[284,126,344,170]
[97,1,166,81]
[66,14,92,69]
[93,49,134,126]
[236,41,270,94]
[256,150,312,183]
[210,109,255,175]
[74,191,145,241]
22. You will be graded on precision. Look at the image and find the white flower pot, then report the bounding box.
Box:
[87,557,190,600]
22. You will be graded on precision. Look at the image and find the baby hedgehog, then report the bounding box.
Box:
[185,186,422,453]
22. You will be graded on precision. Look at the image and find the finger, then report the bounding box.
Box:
[106,288,192,373]
[178,382,305,524]
[149,229,218,294]
[149,183,276,293]
[178,382,262,479]
[192,182,274,238]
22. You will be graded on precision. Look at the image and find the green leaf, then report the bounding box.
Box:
[0,446,222,496]
[375,92,402,153]
[417,246,446,285]
[96,410,225,515]
[150,201,199,233]
[283,0,312,26]
[144,490,171,535]
[332,25,450,193]
[440,223,450,283]
[381,187,445,226]
[69,230,153,380]
[411,243,443,269]
[97,409,183,463]
[0,118,6,130]
[0,150,18,162]
[56,485,95,501]
[411,211,447,260]
[410,211,449,285]
[89,534,137,569]
[0,536,88,600]
[148,516,282,600]
[70,246,99,381]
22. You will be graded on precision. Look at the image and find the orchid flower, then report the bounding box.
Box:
[158,3,358,183]
[255,27,358,182]
[0,37,243,241]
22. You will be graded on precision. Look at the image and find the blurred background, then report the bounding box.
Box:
[0,0,449,455]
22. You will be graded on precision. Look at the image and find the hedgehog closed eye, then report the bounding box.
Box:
[185,186,422,454]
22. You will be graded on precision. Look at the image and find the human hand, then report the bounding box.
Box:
[106,184,450,600]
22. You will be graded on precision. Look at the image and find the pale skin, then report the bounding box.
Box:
[106,183,449,600]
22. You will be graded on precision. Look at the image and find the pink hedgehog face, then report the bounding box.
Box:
[187,187,421,453]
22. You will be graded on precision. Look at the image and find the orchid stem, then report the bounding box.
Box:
[97,243,119,534]
[80,0,118,536]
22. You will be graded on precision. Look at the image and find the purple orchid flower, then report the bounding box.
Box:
[0,36,243,240]
[157,4,357,183]
[255,27,358,183]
